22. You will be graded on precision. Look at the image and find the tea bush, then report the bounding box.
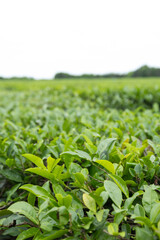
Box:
[0,79,160,239]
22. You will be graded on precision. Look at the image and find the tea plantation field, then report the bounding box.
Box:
[0,79,160,239]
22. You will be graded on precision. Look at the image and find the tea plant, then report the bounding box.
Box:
[0,80,160,239]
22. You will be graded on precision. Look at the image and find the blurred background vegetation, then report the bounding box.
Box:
[1,65,160,81]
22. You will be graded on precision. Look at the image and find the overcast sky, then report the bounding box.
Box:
[0,0,160,79]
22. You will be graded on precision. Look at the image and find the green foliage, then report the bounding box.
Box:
[128,65,160,77]
[0,80,160,239]
[55,65,160,79]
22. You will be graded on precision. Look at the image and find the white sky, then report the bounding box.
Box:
[0,0,160,79]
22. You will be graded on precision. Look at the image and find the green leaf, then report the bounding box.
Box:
[134,204,145,217]
[109,174,129,198]
[124,191,143,209]
[134,216,152,227]
[83,193,96,213]
[59,206,70,225]
[150,202,160,223]
[81,134,97,154]
[52,164,64,179]
[108,223,118,235]
[52,183,66,197]
[0,209,12,217]
[136,227,153,240]
[23,154,46,169]
[95,160,115,174]
[0,169,23,182]
[56,194,72,208]
[28,192,36,206]
[74,172,85,186]
[96,209,104,222]
[0,218,6,226]
[97,138,117,159]
[104,180,122,208]
[142,186,159,214]
[6,183,21,202]
[34,230,68,240]
[20,184,57,206]
[61,150,91,161]
[16,228,38,240]
[8,201,38,225]
[39,199,50,214]
[26,168,56,181]
[47,157,60,172]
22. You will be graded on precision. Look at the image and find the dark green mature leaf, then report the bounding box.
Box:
[6,183,21,202]
[124,191,143,209]
[8,201,38,225]
[136,227,153,240]
[109,174,129,198]
[104,180,122,208]
[0,169,23,182]
[97,138,117,159]
[150,202,160,223]
[61,150,91,161]
[0,209,12,217]
[142,186,159,214]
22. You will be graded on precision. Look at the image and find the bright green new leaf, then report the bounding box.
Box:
[83,193,96,213]
[108,223,118,235]
[95,160,115,174]
[47,157,60,172]
[55,194,72,208]
[81,134,97,154]
[26,168,55,181]
[28,192,36,206]
[16,227,38,240]
[96,209,104,222]
[34,230,68,240]
[23,154,46,169]
[74,172,85,186]
[134,216,152,227]
[20,184,57,206]
[52,164,64,179]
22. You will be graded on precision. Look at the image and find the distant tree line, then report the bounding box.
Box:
[0,77,35,81]
[1,65,160,80]
[54,65,160,79]
[127,65,160,77]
